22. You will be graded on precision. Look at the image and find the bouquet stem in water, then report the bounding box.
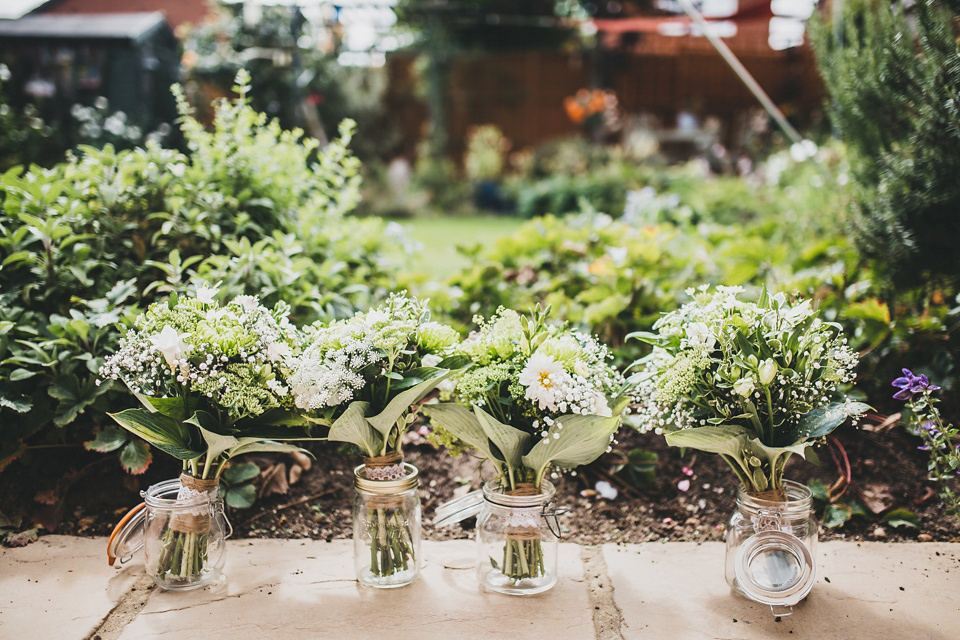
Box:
[366,506,415,578]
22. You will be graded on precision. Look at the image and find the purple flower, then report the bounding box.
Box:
[892,368,941,400]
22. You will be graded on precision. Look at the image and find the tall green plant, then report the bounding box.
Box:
[811,0,960,288]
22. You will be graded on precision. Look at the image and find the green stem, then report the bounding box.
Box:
[764,386,776,444]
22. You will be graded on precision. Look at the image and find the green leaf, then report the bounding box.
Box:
[522,414,620,482]
[664,424,751,457]
[882,508,920,529]
[783,402,872,445]
[119,439,152,475]
[222,461,260,485]
[142,396,197,423]
[473,405,530,469]
[327,401,382,457]
[822,503,853,528]
[187,412,241,462]
[422,403,497,463]
[9,368,37,382]
[107,408,202,460]
[807,479,829,503]
[366,371,454,438]
[615,449,658,489]
[224,483,256,509]
[226,439,307,458]
[84,426,129,453]
[435,354,471,370]
[0,392,32,414]
[48,374,112,427]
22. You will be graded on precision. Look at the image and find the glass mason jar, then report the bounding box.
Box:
[724,480,817,614]
[353,462,421,588]
[476,479,559,596]
[108,475,231,591]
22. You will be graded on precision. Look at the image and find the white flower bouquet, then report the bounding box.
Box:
[425,306,630,585]
[628,286,868,496]
[100,284,310,585]
[291,292,465,580]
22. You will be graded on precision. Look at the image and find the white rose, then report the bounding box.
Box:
[733,376,756,398]
[150,326,189,372]
[758,359,777,386]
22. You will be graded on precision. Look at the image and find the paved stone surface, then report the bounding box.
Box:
[4,536,959,639]
[0,536,140,639]
[603,541,960,640]
[118,540,593,640]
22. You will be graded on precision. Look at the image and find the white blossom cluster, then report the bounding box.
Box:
[99,285,298,419]
[630,286,860,438]
[290,293,457,411]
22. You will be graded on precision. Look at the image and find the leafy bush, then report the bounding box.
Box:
[442,146,857,355]
[0,72,406,473]
[812,0,960,288]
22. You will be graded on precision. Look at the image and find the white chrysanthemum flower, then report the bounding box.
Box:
[518,353,567,412]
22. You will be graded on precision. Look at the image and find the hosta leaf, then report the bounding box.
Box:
[367,371,454,437]
[422,403,496,462]
[187,412,241,462]
[473,406,530,468]
[327,401,381,457]
[226,440,307,458]
[784,402,872,444]
[107,408,202,460]
[522,414,620,480]
[84,426,128,453]
[664,424,751,457]
[119,439,152,475]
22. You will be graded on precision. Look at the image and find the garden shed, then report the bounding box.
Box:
[0,12,178,130]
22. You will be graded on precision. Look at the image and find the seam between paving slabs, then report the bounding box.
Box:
[86,573,156,640]
[581,545,626,640]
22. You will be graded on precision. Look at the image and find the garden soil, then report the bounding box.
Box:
[3,419,958,547]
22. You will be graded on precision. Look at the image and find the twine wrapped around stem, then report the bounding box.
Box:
[505,482,543,541]
[747,488,788,503]
[363,451,405,481]
[171,474,217,534]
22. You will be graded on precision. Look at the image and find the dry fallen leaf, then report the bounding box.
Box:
[860,484,894,514]
[289,464,303,485]
[290,452,312,472]
[259,463,289,498]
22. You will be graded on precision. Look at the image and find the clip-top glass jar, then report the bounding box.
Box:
[724,480,817,615]
[476,479,559,596]
[353,461,421,588]
[107,475,231,590]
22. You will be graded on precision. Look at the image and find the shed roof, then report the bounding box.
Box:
[0,12,168,42]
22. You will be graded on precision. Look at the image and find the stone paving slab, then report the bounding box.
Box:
[118,540,593,640]
[603,541,960,640]
[3,536,960,639]
[0,536,140,639]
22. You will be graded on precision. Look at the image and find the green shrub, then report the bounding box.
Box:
[0,71,406,472]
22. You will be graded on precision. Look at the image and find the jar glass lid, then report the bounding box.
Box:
[433,490,484,527]
[734,530,815,607]
[106,502,146,567]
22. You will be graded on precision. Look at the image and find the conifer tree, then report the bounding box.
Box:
[812,0,960,288]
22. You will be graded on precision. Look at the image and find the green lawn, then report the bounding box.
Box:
[403,215,525,275]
